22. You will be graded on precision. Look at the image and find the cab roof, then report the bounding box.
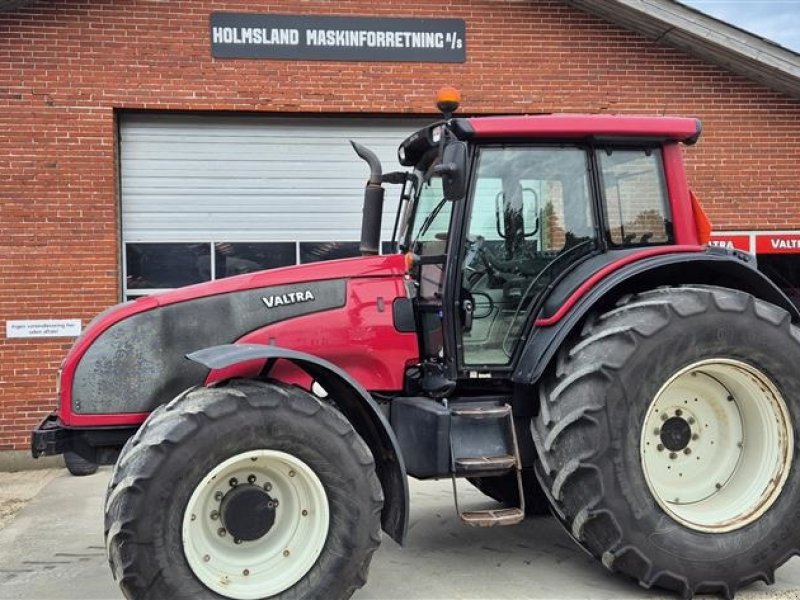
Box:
[452,114,702,145]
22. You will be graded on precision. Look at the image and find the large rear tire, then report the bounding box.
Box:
[105,379,383,600]
[532,286,800,598]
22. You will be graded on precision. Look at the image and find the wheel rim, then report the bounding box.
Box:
[182,449,329,599]
[640,359,793,533]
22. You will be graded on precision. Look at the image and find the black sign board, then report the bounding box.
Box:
[210,13,466,63]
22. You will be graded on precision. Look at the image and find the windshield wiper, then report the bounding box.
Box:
[415,197,447,242]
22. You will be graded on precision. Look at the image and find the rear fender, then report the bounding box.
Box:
[513,250,800,385]
[188,343,409,545]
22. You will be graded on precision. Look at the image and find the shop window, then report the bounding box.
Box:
[599,149,671,246]
[126,243,212,292]
[757,255,800,308]
[214,242,296,278]
[299,242,360,264]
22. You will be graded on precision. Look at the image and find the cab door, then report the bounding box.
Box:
[457,145,598,371]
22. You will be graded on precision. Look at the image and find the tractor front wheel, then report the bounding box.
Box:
[105,380,383,600]
[532,286,800,598]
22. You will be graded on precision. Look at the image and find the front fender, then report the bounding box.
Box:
[188,343,409,545]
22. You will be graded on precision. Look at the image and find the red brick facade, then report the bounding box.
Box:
[1,0,799,451]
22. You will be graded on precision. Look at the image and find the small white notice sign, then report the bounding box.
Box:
[6,319,82,339]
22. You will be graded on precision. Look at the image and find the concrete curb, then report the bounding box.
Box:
[0,450,65,473]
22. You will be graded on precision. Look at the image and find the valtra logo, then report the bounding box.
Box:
[261,290,316,309]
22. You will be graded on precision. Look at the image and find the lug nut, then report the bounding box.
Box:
[203,555,210,562]
[683,448,691,455]
[653,428,661,435]
[283,549,290,557]
[234,538,242,545]
[210,511,220,520]
[675,409,683,417]
[214,491,224,501]
[229,477,238,487]
[692,434,699,441]
[657,444,664,452]
[264,482,272,492]
[289,470,296,478]
[669,452,677,460]
[687,417,695,425]
[217,528,227,537]
[267,501,275,509]
[247,474,257,484]
[273,499,279,507]
[661,413,668,421]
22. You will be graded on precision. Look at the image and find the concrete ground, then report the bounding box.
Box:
[1,470,800,600]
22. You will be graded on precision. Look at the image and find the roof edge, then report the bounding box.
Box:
[564,0,800,99]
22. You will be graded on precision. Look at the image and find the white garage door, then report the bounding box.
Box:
[119,113,426,298]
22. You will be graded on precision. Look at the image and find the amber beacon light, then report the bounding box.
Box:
[436,86,461,117]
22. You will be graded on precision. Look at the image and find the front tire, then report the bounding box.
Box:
[532,286,800,598]
[105,380,383,600]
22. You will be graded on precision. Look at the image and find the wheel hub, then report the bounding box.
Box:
[220,485,276,542]
[659,416,691,452]
[640,359,793,533]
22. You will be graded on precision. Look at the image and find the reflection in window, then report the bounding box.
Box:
[126,243,211,290]
[600,149,671,246]
[299,242,360,264]
[214,242,296,279]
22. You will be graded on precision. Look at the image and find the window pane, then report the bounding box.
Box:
[382,241,398,255]
[463,147,595,366]
[214,242,296,278]
[125,243,211,290]
[600,149,671,246]
[299,242,360,264]
[757,255,800,309]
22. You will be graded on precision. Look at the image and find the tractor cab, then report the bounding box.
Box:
[387,89,692,396]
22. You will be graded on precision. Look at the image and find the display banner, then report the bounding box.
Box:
[756,234,800,254]
[210,13,466,63]
[709,234,751,252]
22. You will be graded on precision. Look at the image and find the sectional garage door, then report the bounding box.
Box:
[119,113,425,298]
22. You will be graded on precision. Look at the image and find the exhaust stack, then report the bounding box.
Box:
[351,141,384,256]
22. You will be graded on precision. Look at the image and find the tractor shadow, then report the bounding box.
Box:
[356,478,789,600]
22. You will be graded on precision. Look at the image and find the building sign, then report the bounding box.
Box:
[6,319,82,339]
[709,234,751,252]
[756,234,800,254]
[210,13,466,63]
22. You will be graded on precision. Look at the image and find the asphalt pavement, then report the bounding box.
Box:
[1,469,799,599]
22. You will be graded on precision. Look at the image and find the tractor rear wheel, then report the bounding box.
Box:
[532,286,800,598]
[105,379,383,600]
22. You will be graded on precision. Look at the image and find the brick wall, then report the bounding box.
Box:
[1,0,799,451]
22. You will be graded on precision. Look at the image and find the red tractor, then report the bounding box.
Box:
[32,89,800,599]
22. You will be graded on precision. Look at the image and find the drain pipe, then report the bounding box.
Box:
[351,141,384,256]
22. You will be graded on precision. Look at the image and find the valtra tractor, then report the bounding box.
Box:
[32,88,800,599]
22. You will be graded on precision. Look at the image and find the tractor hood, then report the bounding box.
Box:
[59,254,414,426]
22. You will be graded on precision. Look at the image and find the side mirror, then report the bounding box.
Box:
[433,141,468,201]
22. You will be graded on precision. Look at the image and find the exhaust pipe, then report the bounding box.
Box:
[351,141,384,256]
